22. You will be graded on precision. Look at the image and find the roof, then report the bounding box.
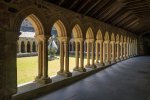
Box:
[45,0,150,34]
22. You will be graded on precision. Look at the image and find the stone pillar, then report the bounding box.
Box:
[107,42,111,64]
[1,31,18,99]
[100,41,104,65]
[74,41,79,70]
[64,40,72,77]
[124,43,126,59]
[18,42,21,53]
[120,43,123,60]
[35,38,43,80]
[86,41,90,66]
[41,36,51,84]
[79,40,86,72]
[103,42,106,63]
[58,41,64,74]
[25,43,27,53]
[126,43,128,58]
[95,41,99,63]
[111,42,115,63]
[116,42,119,61]
[30,43,33,52]
[91,41,96,68]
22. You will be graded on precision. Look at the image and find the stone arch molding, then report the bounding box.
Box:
[12,6,47,36]
[46,13,71,37]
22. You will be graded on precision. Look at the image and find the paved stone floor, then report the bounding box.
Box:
[35,56,150,100]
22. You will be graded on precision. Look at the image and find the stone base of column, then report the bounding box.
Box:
[95,63,104,68]
[58,71,72,77]
[35,75,42,81]
[73,67,80,71]
[111,60,116,64]
[74,67,86,72]
[104,61,111,66]
[116,59,120,62]
[85,64,91,68]
[36,77,52,84]
[63,71,72,77]
[86,64,97,69]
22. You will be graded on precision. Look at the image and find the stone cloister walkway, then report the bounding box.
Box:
[35,56,150,100]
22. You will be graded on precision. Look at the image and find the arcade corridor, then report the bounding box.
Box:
[36,56,150,100]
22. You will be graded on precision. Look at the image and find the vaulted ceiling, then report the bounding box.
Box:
[44,0,150,35]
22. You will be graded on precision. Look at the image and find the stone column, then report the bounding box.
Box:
[120,43,123,60]
[118,42,120,60]
[25,43,27,53]
[79,40,86,72]
[41,36,51,84]
[107,42,111,64]
[18,42,21,53]
[91,41,96,68]
[100,41,104,65]
[74,41,79,70]
[86,41,90,66]
[124,43,126,59]
[64,40,72,77]
[58,41,64,74]
[35,38,43,80]
[103,42,106,63]
[111,42,115,63]
[127,43,129,58]
[30,42,33,53]
[95,41,99,63]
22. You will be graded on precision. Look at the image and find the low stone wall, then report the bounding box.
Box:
[17,52,38,58]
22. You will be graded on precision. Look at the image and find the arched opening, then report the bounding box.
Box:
[27,41,31,53]
[48,20,72,77]
[123,36,127,58]
[95,30,103,64]
[103,32,110,64]
[85,27,94,67]
[32,42,36,52]
[110,33,115,62]
[17,14,43,85]
[120,35,123,59]
[71,24,84,71]
[21,41,25,53]
[116,34,120,61]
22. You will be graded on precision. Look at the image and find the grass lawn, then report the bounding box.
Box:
[17,55,88,85]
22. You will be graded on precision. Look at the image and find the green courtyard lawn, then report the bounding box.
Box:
[17,55,88,85]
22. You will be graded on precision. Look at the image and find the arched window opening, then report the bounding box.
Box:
[27,41,31,53]
[17,14,43,86]
[32,42,36,52]
[21,41,25,53]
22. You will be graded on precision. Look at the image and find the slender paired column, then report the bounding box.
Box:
[64,40,72,76]
[107,42,111,64]
[86,41,90,66]
[91,41,96,68]
[25,43,27,53]
[79,40,86,72]
[100,41,104,65]
[95,41,99,63]
[35,39,43,80]
[18,43,21,53]
[74,41,79,70]
[111,42,115,62]
[120,43,123,60]
[116,42,120,60]
[41,36,51,83]
[58,41,64,73]
[103,42,106,63]
[124,43,126,59]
